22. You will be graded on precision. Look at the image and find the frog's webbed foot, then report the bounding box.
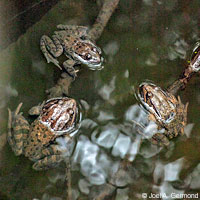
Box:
[7,103,30,156]
[57,24,88,38]
[40,35,63,70]
[151,133,170,147]
[63,59,80,80]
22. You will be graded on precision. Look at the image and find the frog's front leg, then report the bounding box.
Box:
[8,103,30,155]
[63,59,80,79]
[32,143,68,170]
[40,35,63,69]
[151,133,170,147]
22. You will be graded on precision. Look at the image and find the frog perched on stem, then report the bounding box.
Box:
[40,25,104,78]
[138,82,188,146]
[7,97,81,170]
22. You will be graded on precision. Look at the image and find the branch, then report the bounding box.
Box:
[89,0,120,41]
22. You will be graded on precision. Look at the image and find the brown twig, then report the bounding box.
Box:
[66,158,72,200]
[88,0,120,41]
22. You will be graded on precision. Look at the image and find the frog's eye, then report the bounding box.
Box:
[146,92,152,99]
[85,53,92,60]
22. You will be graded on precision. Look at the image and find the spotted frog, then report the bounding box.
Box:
[8,97,81,170]
[138,82,188,146]
[40,25,104,78]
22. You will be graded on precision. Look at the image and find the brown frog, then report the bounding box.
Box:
[138,82,188,146]
[40,25,104,78]
[7,97,81,170]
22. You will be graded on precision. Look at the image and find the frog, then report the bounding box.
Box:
[7,97,81,170]
[138,82,188,146]
[40,24,104,78]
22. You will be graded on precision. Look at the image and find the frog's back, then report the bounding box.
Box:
[24,120,55,160]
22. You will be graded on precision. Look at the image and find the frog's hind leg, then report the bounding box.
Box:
[32,143,70,170]
[57,24,88,38]
[33,154,63,170]
[40,35,63,69]
[8,103,30,156]
[151,133,170,147]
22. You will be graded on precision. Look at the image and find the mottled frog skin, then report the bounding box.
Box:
[138,82,188,146]
[8,97,80,170]
[40,25,103,78]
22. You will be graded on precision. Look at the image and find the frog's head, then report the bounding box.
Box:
[73,41,103,70]
[39,97,81,134]
[138,82,177,124]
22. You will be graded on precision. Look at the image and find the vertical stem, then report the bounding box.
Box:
[89,0,120,41]
[167,45,200,95]
[66,158,72,200]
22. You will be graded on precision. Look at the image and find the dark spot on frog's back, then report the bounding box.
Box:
[80,36,86,40]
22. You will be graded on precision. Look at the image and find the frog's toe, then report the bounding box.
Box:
[15,103,23,115]
[7,108,14,147]
[8,103,23,119]
[44,53,62,70]
[8,108,12,129]
[63,60,78,79]
[32,155,63,170]
[65,67,78,80]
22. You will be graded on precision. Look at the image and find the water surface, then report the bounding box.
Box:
[0,0,200,199]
